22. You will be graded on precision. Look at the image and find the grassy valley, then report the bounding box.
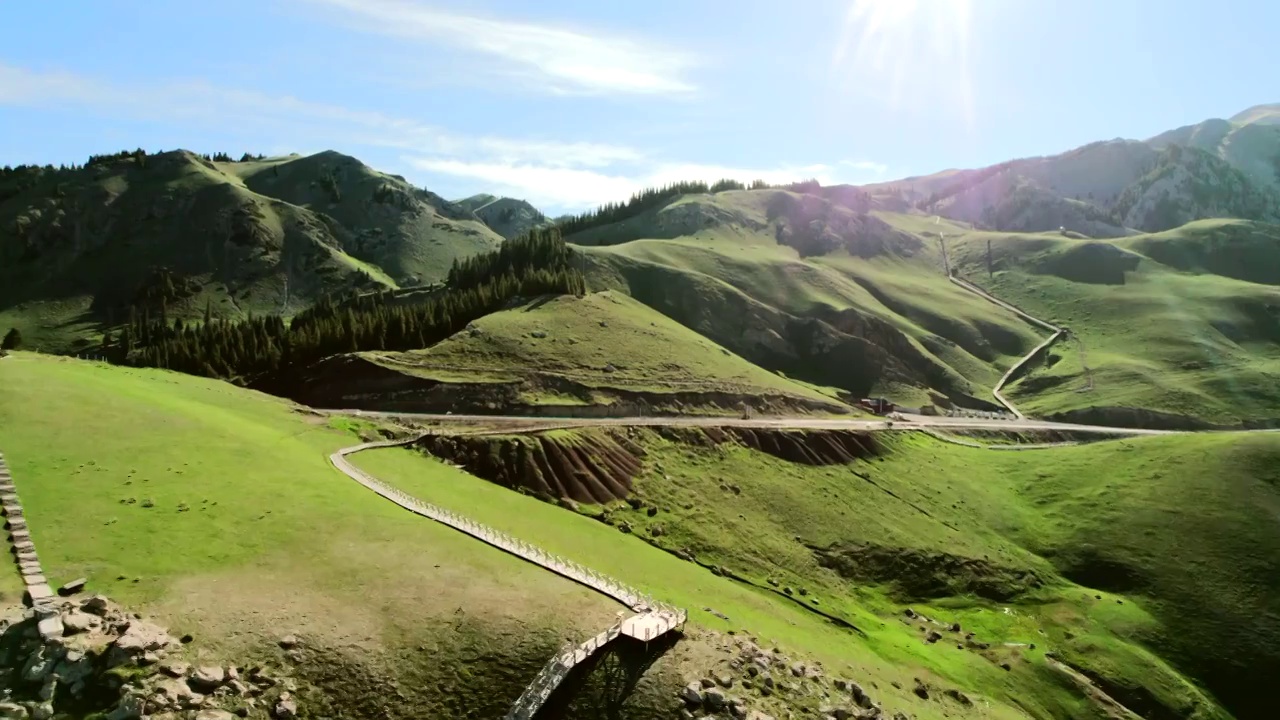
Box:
[946,219,1280,425]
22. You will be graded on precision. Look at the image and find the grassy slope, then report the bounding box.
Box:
[577,191,1042,405]
[230,152,503,285]
[947,219,1280,423]
[0,151,391,354]
[573,427,1279,719]
[363,290,844,407]
[0,353,643,718]
[353,446,1032,720]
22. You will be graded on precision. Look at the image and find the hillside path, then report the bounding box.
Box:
[939,236,1065,418]
[328,435,685,720]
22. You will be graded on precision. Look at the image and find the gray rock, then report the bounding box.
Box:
[277,635,300,649]
[700,677,716,689]
[0,702,27,719]
[80,596,110,616]
[61,611,97,635]
[161,661,190,678]
[195,712,236,720]
[106,694,143,720]
[273,692,298,719]
[109,620,175,667]
[28,702,52,720]
[189,666,227,692]
[703,687,726,709]
[717,673,734,688]
[790,662,805,677]
[680,682,703,705]
[57,578,87,596]
[530,330,547,339]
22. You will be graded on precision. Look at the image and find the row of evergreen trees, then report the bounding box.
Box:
[556,178,819,237]
[130,228,586,380]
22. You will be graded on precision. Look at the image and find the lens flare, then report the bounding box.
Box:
[832,0,976,125]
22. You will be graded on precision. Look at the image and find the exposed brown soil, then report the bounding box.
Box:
[651,427,880,465]
[813,542,1046,602]
[417,426,880,504]
[417,430,645,504]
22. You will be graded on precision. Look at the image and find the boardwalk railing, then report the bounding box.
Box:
[331,438,687,720]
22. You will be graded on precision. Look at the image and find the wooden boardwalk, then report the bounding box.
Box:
[330,437,686,720]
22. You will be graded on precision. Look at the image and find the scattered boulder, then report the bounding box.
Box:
[703,687,727,710]
[61,611,97,635]
[189,666,227,692]
[681,682,703,705]
[925,631,943,644]
[57,578,87,596]
[81,595,110,616]
[196,712,236,720]
[913,679,930,700]
[273,692,298,719]
[944,688,972,706]
[717,673,734,688]
[161,661,190,678]
[277,635,300,650]
[701,677,716,689]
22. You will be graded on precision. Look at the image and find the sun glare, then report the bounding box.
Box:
[832,0,975,123]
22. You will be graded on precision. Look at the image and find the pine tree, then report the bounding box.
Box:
[1,328,21,350]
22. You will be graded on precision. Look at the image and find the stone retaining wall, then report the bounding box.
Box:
[0,451,63,638]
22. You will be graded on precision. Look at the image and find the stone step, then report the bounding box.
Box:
[0,494,18,504]
[2,505,23,518]
[24,581,50,600]
[12,540,35,553]
[6,518,26,531]
[23,574,46,587]
[10,529,30,541]
[20,565,42,577]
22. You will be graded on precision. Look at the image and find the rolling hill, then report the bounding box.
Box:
[946,219,1280,426]
[0,149,502,354]
[456,193,550,240]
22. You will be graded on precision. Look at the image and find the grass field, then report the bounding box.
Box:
[355,422,1280,719]
[363,290,847,409]
[947,219,1280,424]
[590,426,1279,719]
[0,352,652,718]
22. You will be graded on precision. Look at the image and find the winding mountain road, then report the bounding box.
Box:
[325,409,1175,437]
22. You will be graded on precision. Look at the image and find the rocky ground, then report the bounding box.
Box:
[674,631,919,720]
[0,595,302,720]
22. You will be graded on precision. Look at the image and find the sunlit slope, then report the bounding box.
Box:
[0,352,631,717]
[593,427,1280,719]
[948,219,1280,424]
[575,190,1044,406]
[292,291,847,412]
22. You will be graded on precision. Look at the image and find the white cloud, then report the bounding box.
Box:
[0,62,887,213]
[0,63,636,171]
[405,157,891,211]
[302,0,697,95]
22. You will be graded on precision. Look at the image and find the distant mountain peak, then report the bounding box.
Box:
[1231,103,1280,126]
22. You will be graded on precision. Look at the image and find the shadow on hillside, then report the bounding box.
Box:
[536,632,682,720]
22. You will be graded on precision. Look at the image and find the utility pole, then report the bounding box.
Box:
[987,239,993,278]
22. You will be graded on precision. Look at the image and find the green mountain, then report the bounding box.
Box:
[456,193,550,240]
[0,149,501,353]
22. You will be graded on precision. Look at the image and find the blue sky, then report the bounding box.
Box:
[1,0,1276,213]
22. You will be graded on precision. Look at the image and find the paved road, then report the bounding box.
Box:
[322,408,1175,437]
